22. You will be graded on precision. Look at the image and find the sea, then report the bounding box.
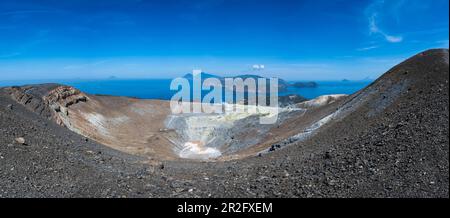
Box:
[0,79,372,100]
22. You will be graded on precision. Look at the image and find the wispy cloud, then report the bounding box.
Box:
[357,45,380,51]
[368,13,403,43]
[366,0,404,43]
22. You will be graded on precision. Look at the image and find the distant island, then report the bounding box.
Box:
[183,72,290,92]
[290,81,318,88]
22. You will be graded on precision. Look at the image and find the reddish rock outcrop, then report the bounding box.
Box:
[6,84,88,127]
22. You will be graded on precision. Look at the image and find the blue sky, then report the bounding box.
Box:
[0,0,448,80]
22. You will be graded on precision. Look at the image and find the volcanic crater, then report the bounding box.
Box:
[0,49,448,197]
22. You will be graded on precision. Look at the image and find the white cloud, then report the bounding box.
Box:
[369,13,403,43]
[366,1,403,43]
[385,35,403,43]
[357,45,379,51]
[252,64,265,70]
